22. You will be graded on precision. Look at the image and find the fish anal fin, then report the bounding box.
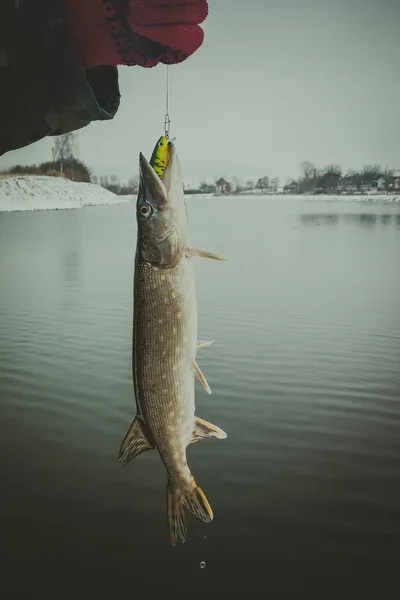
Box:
[118,416,153,466]
[192,360,212,395]
[197,340,215,352]
[190,416,227,445]
[186,248,226,261]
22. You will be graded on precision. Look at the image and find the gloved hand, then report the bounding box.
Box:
[130,0,209,65]
[65,0,209,69]
[0,0,209,157]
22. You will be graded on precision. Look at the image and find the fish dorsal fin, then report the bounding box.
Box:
[192,360,212,395]
[197,340,215,352]
[190,416,227,445]
[118,416,153,466]
[186,248,226,261]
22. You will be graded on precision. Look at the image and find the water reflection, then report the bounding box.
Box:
[300,214,339,225]
[58,210,82,289]
[66,250,80,281]
[300,212,400,227]
[359,214,376,226]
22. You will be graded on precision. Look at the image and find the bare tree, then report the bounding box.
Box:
[270,177,280,192]
[300,161,317,180]
[109,174,120,186]
[256,176,269,192]
[362,164,383,186]
[199,180,215,193]
[319,165,342,192]
[298,160,320,193]
[52,132,78,176]
[246,180,255,193]
[324,164,342,176]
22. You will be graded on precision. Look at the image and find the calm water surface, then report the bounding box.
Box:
[0,197,400,599]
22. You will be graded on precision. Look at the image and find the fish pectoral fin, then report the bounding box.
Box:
[192,360,212,395]
[167,479,213,546]
[186,248,226,261]
[197,340,215,352]
[190,416,228,445]
[118,416,153,466]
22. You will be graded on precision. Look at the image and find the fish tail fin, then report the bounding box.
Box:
[167,478,213,546]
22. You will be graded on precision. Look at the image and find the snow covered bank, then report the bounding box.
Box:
[0,176,131,212]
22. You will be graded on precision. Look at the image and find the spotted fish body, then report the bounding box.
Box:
[119,142,226,545]
[149,135,169,179]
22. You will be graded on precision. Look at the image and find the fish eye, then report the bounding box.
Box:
[158,141,164,147]
[139,203,153,218]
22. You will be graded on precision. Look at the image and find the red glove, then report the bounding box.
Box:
[65,0,209,70]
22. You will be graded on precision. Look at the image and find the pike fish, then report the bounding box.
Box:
[119,141,226,545]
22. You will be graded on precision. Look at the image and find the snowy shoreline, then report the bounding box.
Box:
[187,192,400,203]
[0,175,131,212]
[1,176,399,212]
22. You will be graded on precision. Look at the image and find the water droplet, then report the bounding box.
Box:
[200,561,206,569]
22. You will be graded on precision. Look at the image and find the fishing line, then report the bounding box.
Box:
[164,48,171,140]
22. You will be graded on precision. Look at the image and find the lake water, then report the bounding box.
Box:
[0,196,399,599]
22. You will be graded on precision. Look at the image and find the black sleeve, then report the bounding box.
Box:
[0,0,121,157]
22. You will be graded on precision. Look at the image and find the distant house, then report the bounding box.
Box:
[373,172,400,192]
[373,176,386,190]
[215,177,231,195]
[390,170,400,190]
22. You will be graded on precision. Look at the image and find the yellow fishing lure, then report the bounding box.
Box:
[150,136,169,180]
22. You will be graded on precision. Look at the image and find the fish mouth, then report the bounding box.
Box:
[139,152,168,208]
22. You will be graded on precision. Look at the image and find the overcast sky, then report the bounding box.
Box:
[1,0,400,186]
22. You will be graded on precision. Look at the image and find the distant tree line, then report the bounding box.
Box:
[2,134,397,199]
[229,164,397,195]
[196,176,281,194]
[2,158,92,183]
[287,161,397,194]
[254,176,281,193]
[194,162,399,196]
